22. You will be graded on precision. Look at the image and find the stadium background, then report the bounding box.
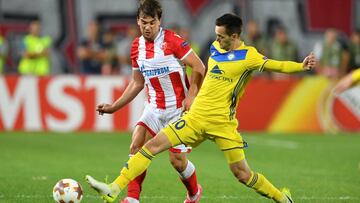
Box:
[0,0,359,73]
[1,1,360,203]
[0,0,359,132]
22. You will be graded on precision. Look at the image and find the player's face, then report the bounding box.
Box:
[30,21,41,36]
[215,26,233,51]
[137,14,161,41]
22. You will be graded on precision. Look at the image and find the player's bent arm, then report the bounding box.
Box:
[110,70,145,112]
[181,51,206,110]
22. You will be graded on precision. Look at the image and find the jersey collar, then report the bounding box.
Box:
[212,41,245,53]
[153,27,163,42]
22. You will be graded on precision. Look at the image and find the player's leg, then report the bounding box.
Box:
[229,157,292,203]
[232,158,286,201]
[86,113,203,203]
[123,125,154,203]
[122,106,160,203]
[210,122,293,203]
[169,150,202,203]
[86,131,174,203]
[218,141,293,203]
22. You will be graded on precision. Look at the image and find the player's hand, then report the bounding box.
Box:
[183,96,195,111]
[96,103,114,115]
[303,52,316,70]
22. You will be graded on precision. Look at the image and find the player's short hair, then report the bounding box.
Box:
[216,13,242,36]
[137,0,162,20]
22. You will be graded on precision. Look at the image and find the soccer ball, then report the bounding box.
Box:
[52,178,83,203]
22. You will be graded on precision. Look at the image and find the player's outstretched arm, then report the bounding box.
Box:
[333,73,354,94]
[333,68,360,94]
[96,70,144,115]
[263,52,316,73]
[181,51,206,111]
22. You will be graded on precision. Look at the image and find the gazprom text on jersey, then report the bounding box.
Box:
[141,66,170,77]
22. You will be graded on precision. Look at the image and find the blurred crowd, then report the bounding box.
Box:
[0,19,359,80]
[241,20,360,80]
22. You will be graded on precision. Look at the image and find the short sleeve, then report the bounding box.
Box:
[166,30,192,60]
[246,47,268,71]
[352,68,360,82]
[130,37,140,68]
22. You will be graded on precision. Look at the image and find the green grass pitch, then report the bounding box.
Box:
[0,132,360,203]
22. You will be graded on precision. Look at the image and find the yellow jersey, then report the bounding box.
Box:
[352,68,360,82]
[189,41,303,122]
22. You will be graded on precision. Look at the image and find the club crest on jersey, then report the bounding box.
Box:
[160,42,167,51]
[227,52,235,60]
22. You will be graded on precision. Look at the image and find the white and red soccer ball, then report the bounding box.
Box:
[53,179,83,203]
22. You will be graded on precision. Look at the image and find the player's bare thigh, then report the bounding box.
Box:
[143,131,174,155]
[129,125,154,155]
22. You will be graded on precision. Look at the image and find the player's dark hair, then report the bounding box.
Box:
[137,0,162,20]
[215,13,242,36]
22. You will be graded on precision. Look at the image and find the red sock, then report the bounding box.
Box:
[180,171,198,197]
[127,170,147,200]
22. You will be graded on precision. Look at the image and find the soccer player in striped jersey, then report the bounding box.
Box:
[333,68,360,93]
[87,13,316,203]
[94,0,205,203]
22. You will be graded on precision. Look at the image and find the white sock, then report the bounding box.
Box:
[179,160,195,179]
[179,160,199,201]
[125,197,139,203]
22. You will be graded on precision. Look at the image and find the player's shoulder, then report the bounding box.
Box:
[130,37,140,58]
[130,37,140,47]
[163,29,181,38]
[241,43,263,59]
[163,29,185,43]
[241,42,257,52]
[130,37,141,51]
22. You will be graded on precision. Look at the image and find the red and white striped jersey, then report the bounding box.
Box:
[131,28,192,110]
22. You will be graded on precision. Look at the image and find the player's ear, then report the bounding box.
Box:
[231,33,238,39]
[137,18,141,26]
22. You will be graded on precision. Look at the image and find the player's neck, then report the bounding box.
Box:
[229,40,241,51]
[143,29,161,42]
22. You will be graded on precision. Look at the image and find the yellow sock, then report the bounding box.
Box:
[246,171,285,202]
[113,147,154,190]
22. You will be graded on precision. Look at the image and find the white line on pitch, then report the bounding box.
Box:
[2,194,359,201]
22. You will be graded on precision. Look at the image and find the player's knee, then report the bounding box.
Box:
[230,164,251,184]
[129,143,142,154]
[169,153,187,171]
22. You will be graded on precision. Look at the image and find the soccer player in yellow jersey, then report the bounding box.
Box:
[86,13,316,203]
[334,68,360,93]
